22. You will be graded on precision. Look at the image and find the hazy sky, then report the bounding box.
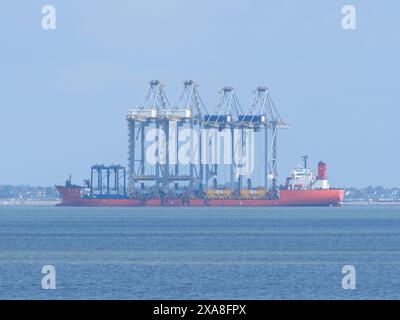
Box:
[1,0,399,187]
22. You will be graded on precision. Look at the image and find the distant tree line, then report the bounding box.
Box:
[345,186,400,201]
[0,185,59,201]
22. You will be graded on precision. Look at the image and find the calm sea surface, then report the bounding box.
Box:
[0,205,400,299]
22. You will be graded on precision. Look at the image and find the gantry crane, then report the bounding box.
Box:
[127,80,171,198]
[203,86,243,191]
[244,87,289,198]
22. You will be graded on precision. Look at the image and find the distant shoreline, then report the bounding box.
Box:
[343,201,400,206]
[0,200,60,206]
[1,200,400,207]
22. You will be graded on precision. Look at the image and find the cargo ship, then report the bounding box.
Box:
[56,159,344,207]
[55,81,344,207]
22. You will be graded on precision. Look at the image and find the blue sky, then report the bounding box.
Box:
[0,0,399,187]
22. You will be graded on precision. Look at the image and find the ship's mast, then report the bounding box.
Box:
[302,155,308,169]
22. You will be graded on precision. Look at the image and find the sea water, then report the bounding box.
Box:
[0,205,399,299]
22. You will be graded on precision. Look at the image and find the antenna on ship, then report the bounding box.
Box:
[302,155,308,169]
[66,174,72,187]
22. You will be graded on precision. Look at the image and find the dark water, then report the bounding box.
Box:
[0,205,400,300]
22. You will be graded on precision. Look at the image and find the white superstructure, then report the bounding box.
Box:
[286,157,330,190]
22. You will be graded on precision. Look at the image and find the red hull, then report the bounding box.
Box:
[56,186,344,207]
[205,190,344,207]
